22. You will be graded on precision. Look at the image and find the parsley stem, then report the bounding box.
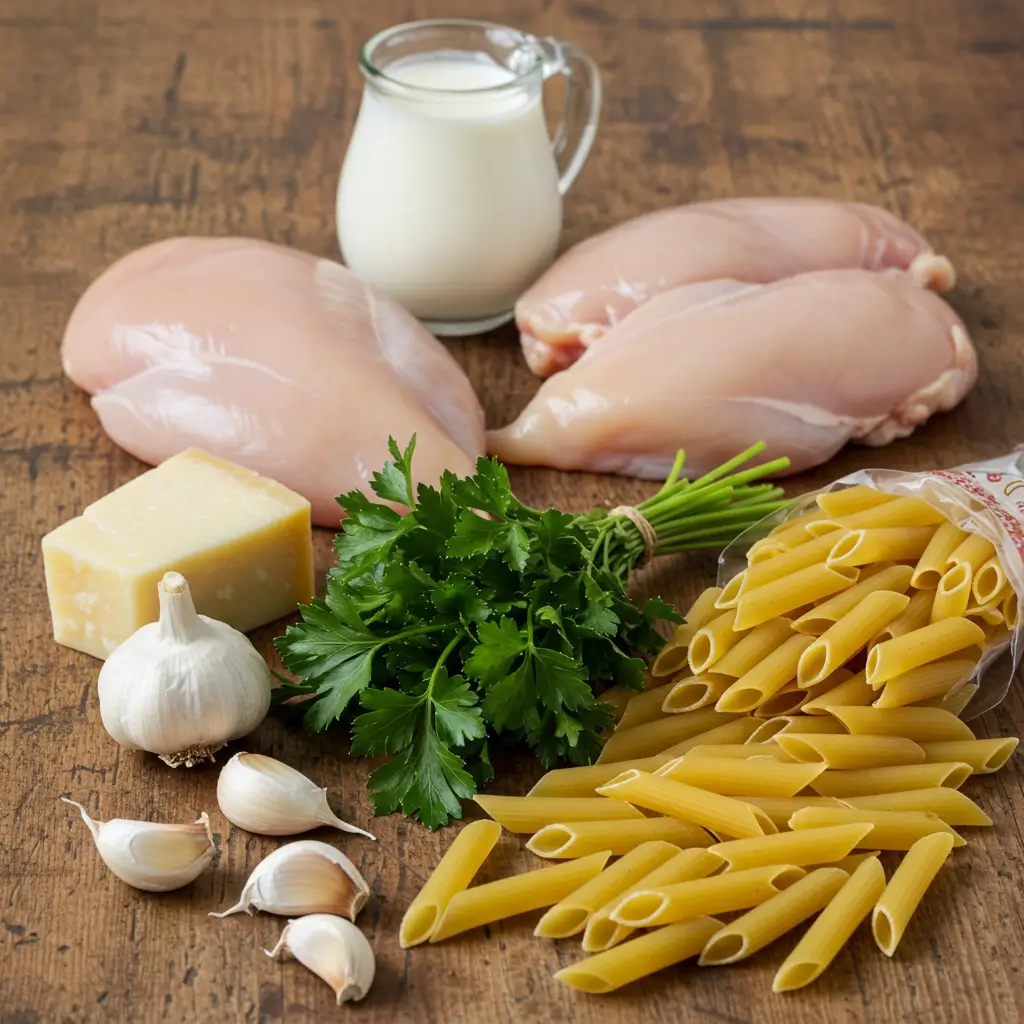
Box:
[426,634,463,697]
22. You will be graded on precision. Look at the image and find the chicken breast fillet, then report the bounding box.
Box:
[62,237,485,526]
[515,198,955,376]
[490,269,977,479]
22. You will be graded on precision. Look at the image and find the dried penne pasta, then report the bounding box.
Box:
[662,673,734,713]
[699,866,850,966]
[773,857,886,991]
[816,485,896,519]
[826,705,976,743]
[1003,589,1019,629]
[931,682,980,717]
[919,737,1019,773]
[688,608,749,674]
[685,742,795,762]
[930,563,972,622]
[776,733,926,769]
[556,916,722,994]
[711,618,794,677]
[745,718,791,743]
[657,717,762,758]
[528,755,667,798]
[767,506,836,542]
[873,590,934,645]
[716,635,815,713]
[742,532,851,592]
[866,617,986,686]
[582,848,723,953]
[872,833,956,956]
[714,571,747,609]
[802,670,877,715]
[526,816,714,859]
[655,755,825,798]
[773,716,848,735]
[972,555,1007,606]
[739,796,847,830]
[912,521,969,589]
[611,864,806,928]
[596,769,775,839]
[830,851,883,872]
[709,824,871,871]
[964,599,1004,626]
[872,659,976,709]
[400,820,502,948]
[535,841,680,938]
[809,762,973,798]
[734,564,859,631]
[788,807,965,849]
[946,533,995,574]
[843,787,992,827]
[473,795,643,833]
[617,686,674,729]
[797,591,910,686]
[792,565,914,635]
[826,526,937,568]
[754,682,811,718]
[597,687,634,721]
[597,707,739,763]
[826,495,948,531]
[429,851,612,943]
[748,539,788,563]
[650,587,723,676]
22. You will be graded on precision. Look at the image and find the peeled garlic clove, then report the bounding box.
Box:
[266,914,375,1004]
[217,752,375,839]
[210,840,369,919]
[61,797,216,892]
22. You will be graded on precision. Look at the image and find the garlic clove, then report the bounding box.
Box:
[216,752,375,839]
[210,840,370,919]
[61,797,216,892]
[266,914,375,1004]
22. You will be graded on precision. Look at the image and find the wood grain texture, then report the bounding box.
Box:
[2,0,1023,1020]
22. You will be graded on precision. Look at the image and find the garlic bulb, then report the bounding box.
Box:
[98,571,271,767]
[61,797,216,892]
[210,840,369,919]
[266,915,375,1004]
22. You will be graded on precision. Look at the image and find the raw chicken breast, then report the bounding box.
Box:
[490,269,976,479]
[62,238,485,526]
[516,198,955,376]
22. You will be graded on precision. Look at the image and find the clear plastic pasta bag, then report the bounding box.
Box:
[718,451,1024,719]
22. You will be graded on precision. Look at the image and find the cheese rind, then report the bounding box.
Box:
[42,449,315,659]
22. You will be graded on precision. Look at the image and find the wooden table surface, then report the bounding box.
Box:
[3,0,1024,1021]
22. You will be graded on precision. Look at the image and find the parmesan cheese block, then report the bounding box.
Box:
[42,448,315,659]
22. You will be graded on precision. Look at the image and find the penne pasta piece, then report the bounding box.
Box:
[747,539,788,563]
[597,706,740,763]
[872,590,934,646]
[611,864,806,928]
[866,617,986,686]
[617,686,674,730]
[598,686,635,721]
[699,866,850,966]
[556,916,722,994]
[596,769,776,839]
[528,755,667,798]
[816,485,896,519]
[843,787,992,827]
[773,857,886,991]
[919,737,1019,773]
[946,533,995,574]
[661,673,733,713]
[754,682,811,718]
[429,851,611,943]
[474,795,643,833]
[964,599,1004,627]
[776,733,926,769]
[742,532,851,592]
[798,591,910,686]
[711,618,794,677]
[684,742,796,762]
[657,717,762,758]
[802,670,877,715]
[873,659,976,709]
[930,563,972,623]
[766,506,835,543]
[830,851,883,872]
[734,564,859,631]
[688,609,749,674]
[789,807,965,849]
[534,841,680,938]
[827,526,937,568]
[912,521,969,589]
[809,762,973,798]
[709,824,871,871]
[714,571,746,610]
[716,635,815,713]
[399,820,502,948]
[971,555,1007,606]
[872,833,956,956]
[656,755,824,798]
[773,716,848,735]
[582,848,723,953]
[745,718,791,743]
[792,565,914,636]
[827,495,948,531]
[826,705,975,743]
[526,816,714,859]
[798,668,856,707]
[931,682,980,717]
[1002,589,1019,629]
[650,588,723,677]
[740,796,847,830]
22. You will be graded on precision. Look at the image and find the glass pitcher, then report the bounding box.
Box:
[336,19,601,336]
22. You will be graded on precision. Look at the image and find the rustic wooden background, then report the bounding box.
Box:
[2,0,1023,1021]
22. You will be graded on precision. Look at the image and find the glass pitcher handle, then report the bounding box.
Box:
[534,37,602,196]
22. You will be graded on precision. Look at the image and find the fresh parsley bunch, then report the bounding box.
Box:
[275,437,789,828]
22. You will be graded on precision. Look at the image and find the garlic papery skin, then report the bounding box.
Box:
[98,571,271,767]
[217,753,376,839]
[209,840,370,919]
[61,797,216,892]
[266,915,375,1004]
